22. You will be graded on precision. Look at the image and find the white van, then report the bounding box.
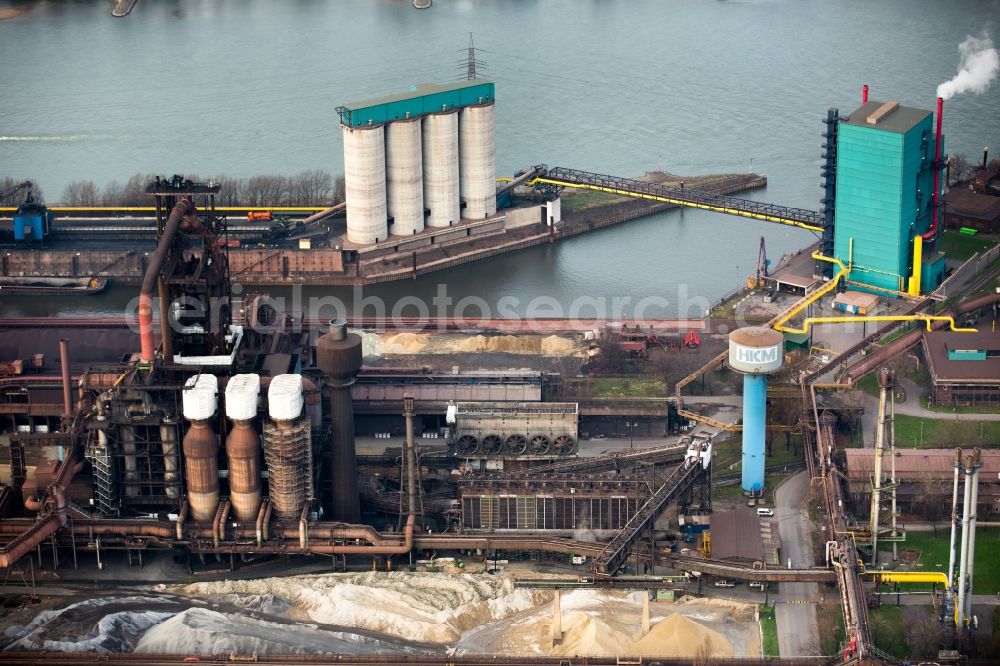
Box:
[756,508,774,517]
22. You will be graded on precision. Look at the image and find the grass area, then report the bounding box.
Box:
[855,373,879,397]
[879,527,1000,594]
[938,230,998,261]
[759,605,779,657]
[591,376,667,398]
[893,414,1000,448]
[868,606,908,659]
[559,189,630,213]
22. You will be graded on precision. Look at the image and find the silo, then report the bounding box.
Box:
[225,374,262,523]
[385,117,424,236]
[459,101,496,219]
[182,374,220,523]
[262,374,312,521]
[343,124,388,244]
[727,327,784,494]
[315,319,363,522]
[422,110,460,228]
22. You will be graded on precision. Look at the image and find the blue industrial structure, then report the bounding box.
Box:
[833,99,946,293]
[337,80,495,127]
[13,201,51,242]
[741,374,767,493]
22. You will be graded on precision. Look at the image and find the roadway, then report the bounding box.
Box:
[773,471,821,657]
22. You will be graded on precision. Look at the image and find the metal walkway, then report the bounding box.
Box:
[592,461,704,576]
[503,442,688,478]
[533,166,825,232]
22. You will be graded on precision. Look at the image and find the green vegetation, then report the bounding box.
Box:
[855,374,880,397]
[560,189,630,213]
[893,414,1000,448]
[759,605,779,657]
[590,377,667,398]
[921,400,1000,415]
[938,231,998,261]
[868,606,908,659]
[879,527,1000,594]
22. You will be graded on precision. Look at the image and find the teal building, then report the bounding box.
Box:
[834,100,945,293]
[337,80,495,127]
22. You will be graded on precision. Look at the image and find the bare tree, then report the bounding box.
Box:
[693,636,714,665]
[902,607,942,659]
[948,154,976,186]
[333,174,346,205]
[0,177,43,205]
[62,180,99,206]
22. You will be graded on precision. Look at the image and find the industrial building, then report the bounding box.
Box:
[921,331,1000,407]
[337,80,497,245]
[833,98,946,294]
[844,448,1000,519]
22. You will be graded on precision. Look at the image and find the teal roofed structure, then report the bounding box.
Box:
[834,99,941,293]
[337,80,495,127]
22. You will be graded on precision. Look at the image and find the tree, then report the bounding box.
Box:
[62,180,98,206]
[948,153,975,186]
[902,607,942,659]
[589,329,627,375]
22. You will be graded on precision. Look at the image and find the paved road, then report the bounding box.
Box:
[773,471,820,656]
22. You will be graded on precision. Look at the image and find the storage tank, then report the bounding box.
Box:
[182,374,220,523]
[728,327,784,494]
[225,374,262,523]
[262,374,312,521]
[343,124,388,244]
[315,319,363,522]
[422,110,460,228]
[385,117,424,236]
[459,101,496,220]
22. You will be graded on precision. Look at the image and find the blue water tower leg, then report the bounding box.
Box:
[741,373,767,493]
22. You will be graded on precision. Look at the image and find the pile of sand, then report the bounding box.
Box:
[379,332,429,354]
[630,612,734,658]
[540,335,575,355]
[552,612,634,657]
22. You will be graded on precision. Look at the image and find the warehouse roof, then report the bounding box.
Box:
[709,509,763,562]
[922,331,1000,382]
[945,188,1000,222]
[846,449,1000,480]
[842,100,932,134]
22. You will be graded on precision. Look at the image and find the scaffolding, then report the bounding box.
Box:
[262,417,313,520]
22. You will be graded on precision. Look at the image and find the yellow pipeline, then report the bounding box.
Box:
[527,177,825,233]
[771,252,849,333]
[779,314,977,335]
[907,235,922,297]
[864,570,949,586]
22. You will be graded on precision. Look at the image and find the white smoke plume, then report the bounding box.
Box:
[937,33,1000,100]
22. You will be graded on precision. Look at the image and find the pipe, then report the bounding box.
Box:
[176,500,188,541]
[921,97,944,245]
[23,496,43,512]
[262,501,273,542]
[299,502,310,551]
[404,394,417,517]
[957,452,974,627]
[138,199,196,362]
[307,515,415,556]
[59,339,72,419]
[301,202,345,225]
[157,275,172,361]
[213,498,230,548]
[255,499,269,547]
[965,448,981,623]
[947,448,961,603]
[862,84,869,104]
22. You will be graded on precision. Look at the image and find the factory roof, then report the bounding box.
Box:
[338,80,495,127]
[841,100,932,134]
[845,449,1000,480]
[922,331,1000,383]
[709,509,764,562]
[944,188,1000,222]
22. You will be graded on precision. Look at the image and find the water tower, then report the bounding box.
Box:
[728,327,784,494]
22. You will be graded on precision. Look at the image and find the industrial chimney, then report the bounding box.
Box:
[315,319,363,522]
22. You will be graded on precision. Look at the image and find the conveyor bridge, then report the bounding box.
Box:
[533,166,826,232]
[592,461,704,576]
[503,442,688,478]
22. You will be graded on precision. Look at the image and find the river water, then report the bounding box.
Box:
[1,0,998,318]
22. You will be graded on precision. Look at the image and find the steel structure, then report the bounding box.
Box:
[531,166,825,232]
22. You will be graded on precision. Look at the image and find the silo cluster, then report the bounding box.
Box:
[176,372,328,525]
[339,81,497,245]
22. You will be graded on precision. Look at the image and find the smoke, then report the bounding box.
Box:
[937,33,1000,100]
